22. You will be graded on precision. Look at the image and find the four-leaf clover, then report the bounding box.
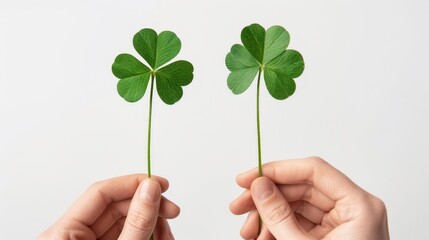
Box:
[226,23,304,100]
[225,23,305,235]
[225,23,305,178]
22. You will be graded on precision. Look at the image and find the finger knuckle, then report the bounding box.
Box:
[87,180,104,194]
[108,204,125,222]
[265,202,293,226]
[368,195,387,217]
[307,156,326,166]
[303,186,313,201]
[373,196,387,211]
[128,210,155,232]
[336,204,360,223]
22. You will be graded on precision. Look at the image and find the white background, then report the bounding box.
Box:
[1,0,428,239]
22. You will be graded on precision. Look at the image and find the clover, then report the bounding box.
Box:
[225,23,305,176]
[112,28,194,178]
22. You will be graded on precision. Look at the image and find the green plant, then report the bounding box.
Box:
[112,28,194,178]
[225,23,305,176]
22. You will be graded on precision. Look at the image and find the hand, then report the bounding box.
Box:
[39,174,180,240]
[230,157,389,240]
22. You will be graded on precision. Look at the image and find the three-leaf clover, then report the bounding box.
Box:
[225,23,305,176]
[113,28,194,104]
[112,28,194,178]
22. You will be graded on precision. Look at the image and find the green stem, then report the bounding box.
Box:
[256,67,263,236]
[148,74,155,240]
[147,73,155,178]
[256,68,263,177]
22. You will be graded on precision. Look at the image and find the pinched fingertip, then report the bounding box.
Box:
[229,190,255,215]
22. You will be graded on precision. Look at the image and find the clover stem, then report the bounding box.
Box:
[256,67,263,236]
[148,74,155,240]
[256,68,263,177]
[147,73,155,179]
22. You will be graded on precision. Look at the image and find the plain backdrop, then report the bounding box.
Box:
[1,0,428,239]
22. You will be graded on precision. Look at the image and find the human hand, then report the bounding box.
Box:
[38,174,180,240]
[230,157,389,240]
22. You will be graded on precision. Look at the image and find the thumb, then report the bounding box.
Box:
[118,178,161,240]
[251,177,310,240]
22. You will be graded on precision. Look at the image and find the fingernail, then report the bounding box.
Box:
[139,179,159,202]
[254,178,274,200]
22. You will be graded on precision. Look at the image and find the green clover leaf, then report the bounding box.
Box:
[112,28,194,104]
[226,23,304,100]
[156,60,194,104]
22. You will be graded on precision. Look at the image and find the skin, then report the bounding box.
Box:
[38,157,390,239]
[230,157,390,240]
[38,174,180,240]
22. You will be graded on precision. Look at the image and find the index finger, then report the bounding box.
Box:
[62,174,169,225]
[236,157,361,200]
